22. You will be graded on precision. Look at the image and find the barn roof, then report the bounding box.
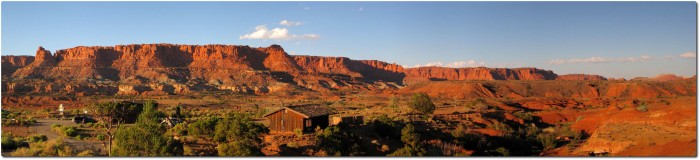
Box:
[263,104,333,118]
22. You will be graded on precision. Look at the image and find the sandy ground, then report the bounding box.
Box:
[2,119,105,156]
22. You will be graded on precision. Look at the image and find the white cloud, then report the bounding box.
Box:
[239,25,319,40]
[279,20,302,27]
[680,52,696,59]
[548,55,654,65]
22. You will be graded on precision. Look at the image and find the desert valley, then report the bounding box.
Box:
[0,44,696,156]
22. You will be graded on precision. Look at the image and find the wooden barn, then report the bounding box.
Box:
[263,104,332,133]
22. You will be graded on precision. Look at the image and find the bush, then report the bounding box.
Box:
[76,150,95,156]
[494,147,510,156]
[2,133,18,150]
[294,128,303,136]
[51,125,78,137]
[316,125,364,156]
[389,123,425,156]
[636,103,648,112]
[27,135,48,143]
[466,98,489,111]
[97,134,106,141]
[537,133,557,150]
[10,139,74,157]
[410,93,435,114]
[372,115,401,139]
[489,121,513,134]
[63,127,78,137]
[451,124,468,138]
[514,111,533,121]
[217,141,262,156]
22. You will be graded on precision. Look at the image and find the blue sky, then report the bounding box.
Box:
[2,2,696,79]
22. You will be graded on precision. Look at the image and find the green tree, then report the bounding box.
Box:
[315,125,364,156]
[217,140,261,156]
[410,93,435,114]
[112,100,183,156]
[187,117,220,139]
[389,123,426,156]
[213,113,269,156]
[90,101,140,156]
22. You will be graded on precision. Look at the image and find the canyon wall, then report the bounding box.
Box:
[1,55,34,76]
[2,44,621,96]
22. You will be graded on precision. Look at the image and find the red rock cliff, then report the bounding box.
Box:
[1,56,35,76]
[403,67,558,80]
[556,74,607,81]
[292,56,405,82]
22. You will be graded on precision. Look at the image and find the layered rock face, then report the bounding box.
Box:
[403,67,558,81]
[1,55,34,76]
[13,44,299,81]
[292,56,405,82]
[556,74,607,81]
[4,43,615,96]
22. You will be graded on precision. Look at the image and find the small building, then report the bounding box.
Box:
[263,104,332,133]
[330,115,364,127]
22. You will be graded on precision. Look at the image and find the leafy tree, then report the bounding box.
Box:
[187,117,220,139]
[90,101,141,156]
[112,100,183,156]
[213,113,269,156]
[217,140,262,156]
[372,115,401,139]
[213,113,268,143]
[410,93,435,114]
[389,123,426,156]
[315,125,364,156]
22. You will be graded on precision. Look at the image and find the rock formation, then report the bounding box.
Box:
[1,55,34,76]
[556,74,607,81]
[403,67,558,81]
[2,43,619,96]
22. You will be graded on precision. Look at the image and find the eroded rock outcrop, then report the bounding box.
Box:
[556,74,607,81]
[1,55,34,76]
[403,67,558,81]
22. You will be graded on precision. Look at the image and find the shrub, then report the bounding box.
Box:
[410,93,436,114]
[389,123,426,156]
[217,140,262,156]
[451,124,468,138]
[10,139,74,157]
[63,127,78,137]
[76,150,94,157]
[537,133,557,150]
[316,125,364,156]
[2,133,17,150]
[372,115,401,139]
[514,111,533,121]
[51,124,61,130]
[466,98,489,111]
[494,147,510,156]
[636,103,648,112]
[489,121,513,134]
[97,134,106,141]
[287,142,298,149]
[294,128,303,137]
[27,135,48,143]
